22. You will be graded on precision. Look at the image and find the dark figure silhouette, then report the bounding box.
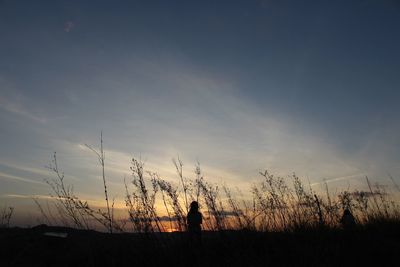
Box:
[187,201,202,246]
[340,208,356,229]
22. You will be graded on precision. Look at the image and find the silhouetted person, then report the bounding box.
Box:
[187,201,202,247]
[340,208,356,229]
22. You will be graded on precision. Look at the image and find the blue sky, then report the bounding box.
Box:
[1,0,400,224]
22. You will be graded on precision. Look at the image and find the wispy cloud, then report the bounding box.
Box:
[51,52,374,194]
[1,194,53,200]
[310,173,365,187]
[0,161,51,177]
[0,96,47,123]
[0,171,46,185]
[0,76,48,123]
[1,193,127,210]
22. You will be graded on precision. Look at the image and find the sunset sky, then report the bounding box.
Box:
[1,0,400,225]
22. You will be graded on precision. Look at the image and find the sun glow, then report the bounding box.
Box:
[165,227,178,233]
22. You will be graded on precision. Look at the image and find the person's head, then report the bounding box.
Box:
[190,201,199,212]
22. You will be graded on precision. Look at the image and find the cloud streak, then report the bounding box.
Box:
[310,173,366,187]
[0,172,46,185]
[0,96,47,123]
[0,161,51,177]
[1,194,53,200]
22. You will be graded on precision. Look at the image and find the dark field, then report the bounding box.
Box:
[1,223,399,267]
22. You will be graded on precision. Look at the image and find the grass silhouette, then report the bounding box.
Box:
[34,135,400,233]
[1,136,399,266]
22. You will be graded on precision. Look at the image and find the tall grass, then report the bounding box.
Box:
[39,136,122,232]
[0,205,13,228]
[36,137,400,233]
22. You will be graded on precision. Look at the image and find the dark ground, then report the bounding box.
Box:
[0,223,399,267]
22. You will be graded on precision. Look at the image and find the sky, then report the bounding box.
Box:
[1,0,400,226]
